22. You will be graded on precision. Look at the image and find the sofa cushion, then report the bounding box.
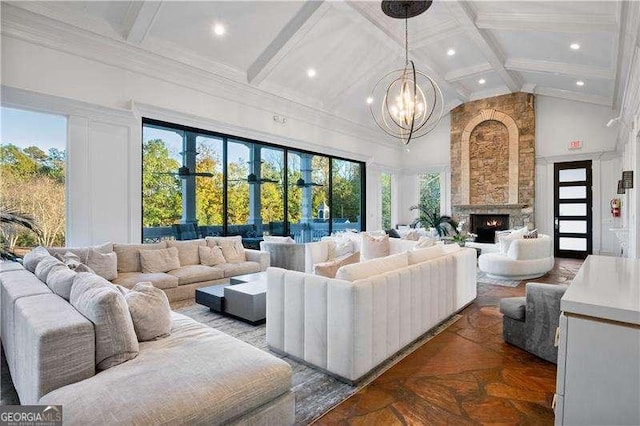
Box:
[45,264,77,300]
[220,244,246,263]
[500,297,526,321]
[314,251,360,278]
[167,265,224,285]
[336,252,408,282]
[39,312,292,425]
[167,239,206,266]
[360,233,390,261]
[86,249,118,281]
[415,236,436,248]
[199,245,226,267]
[53,251,83,269]
[205,235,243,249]
[118,282,171,342]
[70,273,139,370]
[46,242,113,264]
[263,236,295,244]
[139,247,181,274]
[34,256,65,282]
[113,242,167,273]
[214,261,261,278]
[112,272,178,290]
[408,245,444,265]
[22,246,50,273]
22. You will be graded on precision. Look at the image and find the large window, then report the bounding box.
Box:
[381,173,392,230]
[418,173,441,223]
[0,107,67,252]
[141,119,365,244]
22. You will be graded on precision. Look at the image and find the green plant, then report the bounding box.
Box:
[0,205,41,260]
[408,205,459,236]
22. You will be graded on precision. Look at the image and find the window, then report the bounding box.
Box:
[418,173,441,224]
[0,107,67,251]
[141,119,366,244]
[381,173,392,230]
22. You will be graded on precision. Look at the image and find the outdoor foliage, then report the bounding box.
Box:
[381,173,392,229]
[0,144,66,249]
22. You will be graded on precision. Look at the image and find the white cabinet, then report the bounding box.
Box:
[555,256,640,426]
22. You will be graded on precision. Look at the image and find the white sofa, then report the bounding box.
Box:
[267,246,477,382]
[304,236,417,273]
[478,234,554,280]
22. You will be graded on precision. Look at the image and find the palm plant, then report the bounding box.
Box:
[409,205,459,237]
[0,205,41,260]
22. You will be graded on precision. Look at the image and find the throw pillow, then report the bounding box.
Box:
[70,273,139,370]
[54,251,83,269]
[314,251,360,278]
[386,228,401,239]
[494,230,512,243]
[139,247,181,273]
[360,233,390,261]
[402,230,420,241]
[524,229,539,239]
[499,233,523,254]
[220,243,246,263]
[113,242,166,273]
[199,245,227,266]
[327,239,354,260]
[263,236,295,244]
[415,236,435,248]
[117,282,171,342]
[86,249,118,281]
[166,239,205,266]
[34,256,65,282]
[75,263,96,274]
[22,246,50,273]
[45,264,77,300]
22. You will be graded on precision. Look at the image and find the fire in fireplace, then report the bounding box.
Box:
[470,214,509,243]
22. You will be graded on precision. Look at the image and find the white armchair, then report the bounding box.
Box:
[478,234,554,280]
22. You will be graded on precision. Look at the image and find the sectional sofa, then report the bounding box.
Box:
[45,237,270,302]
[267,244,477,383]
[0,255,294,424]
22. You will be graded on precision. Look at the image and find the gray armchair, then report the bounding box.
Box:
[259,242,305,272]
[500,283,568,363]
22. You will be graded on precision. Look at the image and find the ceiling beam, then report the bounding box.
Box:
[345,0,469,101]
[475,12,618,33]
[534,87,612,107]
[247,1,330,85]
[505,58,613,80]
[445,1,521,92]
[122,1,163,44]
[445,62,492,82]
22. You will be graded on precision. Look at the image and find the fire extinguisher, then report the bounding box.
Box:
[611,198,621,217]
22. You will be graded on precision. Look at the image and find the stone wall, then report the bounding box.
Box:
[451,92,536,229]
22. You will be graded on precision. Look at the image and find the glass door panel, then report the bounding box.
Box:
[554,161,592,259]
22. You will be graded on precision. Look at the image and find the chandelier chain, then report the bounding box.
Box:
[404,16,409,66]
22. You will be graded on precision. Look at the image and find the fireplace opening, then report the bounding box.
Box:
[470,214,509,243]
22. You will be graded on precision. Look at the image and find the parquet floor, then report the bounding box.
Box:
[315,258,583,425]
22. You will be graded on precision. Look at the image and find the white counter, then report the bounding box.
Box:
[561,255,640,325]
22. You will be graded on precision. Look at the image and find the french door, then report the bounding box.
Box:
[554,161,593,259]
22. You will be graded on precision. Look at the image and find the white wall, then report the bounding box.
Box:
[1,33,404,245]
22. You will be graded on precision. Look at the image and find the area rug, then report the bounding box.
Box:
[176,303,461,425]
[476,271,522,287]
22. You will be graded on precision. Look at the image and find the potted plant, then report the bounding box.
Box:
[408,206,459,237]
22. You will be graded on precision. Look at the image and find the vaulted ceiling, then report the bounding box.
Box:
[4,1,632,132]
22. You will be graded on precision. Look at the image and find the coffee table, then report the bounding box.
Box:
[195,272,267,325]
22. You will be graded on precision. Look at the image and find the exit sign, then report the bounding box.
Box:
[569,140,582,150]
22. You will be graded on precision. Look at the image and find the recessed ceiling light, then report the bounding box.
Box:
[576,80,585,86]
[570,43,580,50]
[213,23,225,36]
[478,78,486,85]
[447,48,456,56]
[307,68,316,78]
[366,97,374,104]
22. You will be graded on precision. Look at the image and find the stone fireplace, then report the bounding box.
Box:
[470,214,509,243]
[450,92,535,231]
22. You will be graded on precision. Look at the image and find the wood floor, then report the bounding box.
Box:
[315,258,583,425]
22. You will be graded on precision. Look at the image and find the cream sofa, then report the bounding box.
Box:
[304,235,417,273]
[267,246,477,382]
[46,238,270,302]
[478,234,554,280]
[0,260,293,424]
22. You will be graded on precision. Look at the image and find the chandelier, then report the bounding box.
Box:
[370,1,444,145]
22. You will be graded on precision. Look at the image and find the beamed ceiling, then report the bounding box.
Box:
[3,1,636,136]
